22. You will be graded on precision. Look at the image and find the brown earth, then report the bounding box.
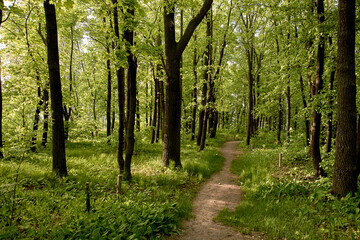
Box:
[170,141,263,240]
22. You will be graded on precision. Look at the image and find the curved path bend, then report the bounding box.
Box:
[171,141,261,240]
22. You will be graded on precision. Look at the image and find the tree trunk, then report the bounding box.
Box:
[325,37,335,154]
[285,84,291,142]
[44,0,67,177]
[191,36,198,141]
[332,0,357,197]
[162,0,212,167]
[106,21,112,138]
[311,0,326,178]
[31,86,43,152]
[200,10,212,149]
[42,87,49,147]
[299,75,310,145]
[246,46,254,146]
[124,6,137,181]
[113,0,125,173]
[151,68,159,144]
[277,94,282,145]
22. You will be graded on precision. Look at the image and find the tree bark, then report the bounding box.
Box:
[277,94,282,145]
[332,0,357,197]
[311,0,326,178]
[113,0,125,173]
[191,35,198,141]
[42,87,49,147]
[325,37,335,154]
[299,75,310,146]
[123,5,137,181]
[151,66,159,144]
[44,0,67,176]
[162,0,212,167]
[285,83,291,142]
[106,17,112,139]
[246,46,254,146]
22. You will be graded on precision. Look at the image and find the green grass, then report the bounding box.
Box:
[0,132,227,239]
[217,131,360,240]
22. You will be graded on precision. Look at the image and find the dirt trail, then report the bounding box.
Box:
[171,141,260,240]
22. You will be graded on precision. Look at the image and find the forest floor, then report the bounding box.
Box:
[170,141,263,240]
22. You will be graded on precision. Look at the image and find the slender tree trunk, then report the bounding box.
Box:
[31,86,43,152]
[311,0,326,178]
[63,25,74,141]
[123,5,137,181]
[285,83,291,142]
[199,109,208,151]
[113,0,125,173]
[151,68,159,144]
[44,0,67,176]
[325,37,335,154]
[299,75,310,145]
[159,79,165,141]
[42,87,49,147]
[277,94,282,145]
[200,10,212,150]
[332,0,357,197]
[106,18,112,138]
[191,37,198,141]
[246,46,254,146]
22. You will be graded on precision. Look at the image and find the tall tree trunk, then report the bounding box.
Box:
[151,67,159,144]
[285,83,291,142]
[42,87,49,147]
[162,0,212,167]
[277,94,282,145]
[31,86,43,152]
[159,79,165,141]
[332,0,357,197]
[325,37,335,154]
[113,0,125,173]
[44,0,67,176]
[200,10,212,150]
[123,5,137,181]
[63,25,74,141]
[299,75,310,146]
[311,0,326,178]
[106,17,112,139]
[246,46,254,146]
[190,35,198,141]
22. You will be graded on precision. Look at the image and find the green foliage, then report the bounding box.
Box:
[217,132,360,240]
[0,133,226,239]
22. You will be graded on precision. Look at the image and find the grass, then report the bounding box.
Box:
[0,131,227,239]
[217,131,360,240]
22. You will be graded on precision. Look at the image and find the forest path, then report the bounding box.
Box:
[171,141,260,240]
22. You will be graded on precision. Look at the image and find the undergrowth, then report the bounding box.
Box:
[0,132,227,239]
[217,130,360,240]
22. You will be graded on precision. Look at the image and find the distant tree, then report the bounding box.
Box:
[44,0,67,176]
[332,0,357,197]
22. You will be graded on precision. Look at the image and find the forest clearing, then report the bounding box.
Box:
[1,0,360,239]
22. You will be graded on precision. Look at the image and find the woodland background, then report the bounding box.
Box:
[1,0,360,239]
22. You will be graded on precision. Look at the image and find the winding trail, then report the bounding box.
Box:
[171,141,259,240]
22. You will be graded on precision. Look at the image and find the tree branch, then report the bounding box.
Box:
[176,0,213,57]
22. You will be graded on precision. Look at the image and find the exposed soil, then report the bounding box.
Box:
[171,141,262,240]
